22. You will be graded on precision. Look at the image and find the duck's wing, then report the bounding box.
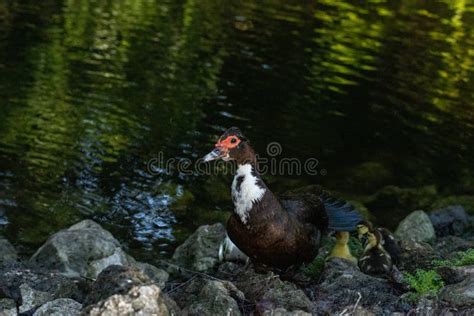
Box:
[377,227,402,264]
[321,191,363,232]
[278,185,328,232]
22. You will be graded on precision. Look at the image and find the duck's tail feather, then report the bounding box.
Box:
[321,192,363,232]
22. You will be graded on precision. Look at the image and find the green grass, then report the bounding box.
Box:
[302,255,326,279]
[403,269,445,301]
[432,249,474,267]
[348,236,364,258]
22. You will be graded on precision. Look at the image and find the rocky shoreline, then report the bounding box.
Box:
[1,192,473,315]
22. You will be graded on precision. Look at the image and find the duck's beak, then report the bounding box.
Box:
[203,147,226,162]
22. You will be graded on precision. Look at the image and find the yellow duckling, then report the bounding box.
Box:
[329,231,357,264]
[358,230,393,277]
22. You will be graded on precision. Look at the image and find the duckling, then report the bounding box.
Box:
[329,231,357,264]
[357,221,401,265]
[358,230,393,277]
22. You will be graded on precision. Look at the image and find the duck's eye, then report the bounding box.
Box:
[230,138,237,144]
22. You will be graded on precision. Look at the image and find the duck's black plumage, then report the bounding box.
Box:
[280,186,362,233]
[357,221,401,265]
[377,227,401,265]
[358,230,393,277]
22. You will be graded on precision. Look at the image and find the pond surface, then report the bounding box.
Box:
[1,0,473,263]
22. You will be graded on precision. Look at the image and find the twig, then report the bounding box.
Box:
[161,260,225,282]
[338,291,362,316]
[351,291,362,314]
[164,275,197,294]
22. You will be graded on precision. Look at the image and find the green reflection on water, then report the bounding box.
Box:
[0,0,473,261]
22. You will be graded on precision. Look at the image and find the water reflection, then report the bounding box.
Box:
[0,0,473,261]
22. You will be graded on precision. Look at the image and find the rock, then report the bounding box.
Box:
[434,236,474,258]
[429,205,469,237]
[33,298,82,316]
[258,307,311,316]
[215,263,313,313]
[85,284,174,316]
[437,265,474,285]
[82,265,151,307]
[431,195,474,216]
[315,258,404,314]
[0,298,17,316]
[395,210,435,243]
[173,278,244,316]
[439,276,474,308]
[171,223,225,272]
[0,263,89,311]
[398,239,440,272]
[18,283,53,313]
[30,220,135,279]
[366,185,437,228]
[259,281,312,313]
[0,237,17,264]
[135,262,169,288]
[413,297,440,316]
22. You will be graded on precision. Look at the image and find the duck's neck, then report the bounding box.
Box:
[231,163,266,225]
[364,241,379,252]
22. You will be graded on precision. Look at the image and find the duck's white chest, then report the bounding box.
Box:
[231,164,266,225]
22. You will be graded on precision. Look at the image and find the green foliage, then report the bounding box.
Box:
[403,269,445,301]
[348,236,364,258]
[430,196,474,215]
[302,236,333,278]
[432,249,474,267]
[302,255,326,279]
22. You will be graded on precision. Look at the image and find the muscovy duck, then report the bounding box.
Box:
[203,127,362,269]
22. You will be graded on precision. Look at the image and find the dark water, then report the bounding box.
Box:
[1,0,473,263]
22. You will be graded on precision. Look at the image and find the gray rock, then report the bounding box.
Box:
[395,210,435,243]
[0,263,89,310]
[439,276,474,308]
[398,239,440,272]
[260,281,312,313]
[135,262,169,288]
[0,237,17,264]
[82,265,151,307]
[0,298,17,316]
[437,265,474,285]
[434,236,474,257]
[315,258,403,314]
[175,278,244,316]
[259,307,311,316]
[33,298,82,316]
[429,205,469,237]
[85,285,174,316]
[30,220,135,278]
[413,297,439,316]
[215,263,313,313]
[18,283,53,313]
[171,223,226,272]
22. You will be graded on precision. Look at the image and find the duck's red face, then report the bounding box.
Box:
[203,127,245,162]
